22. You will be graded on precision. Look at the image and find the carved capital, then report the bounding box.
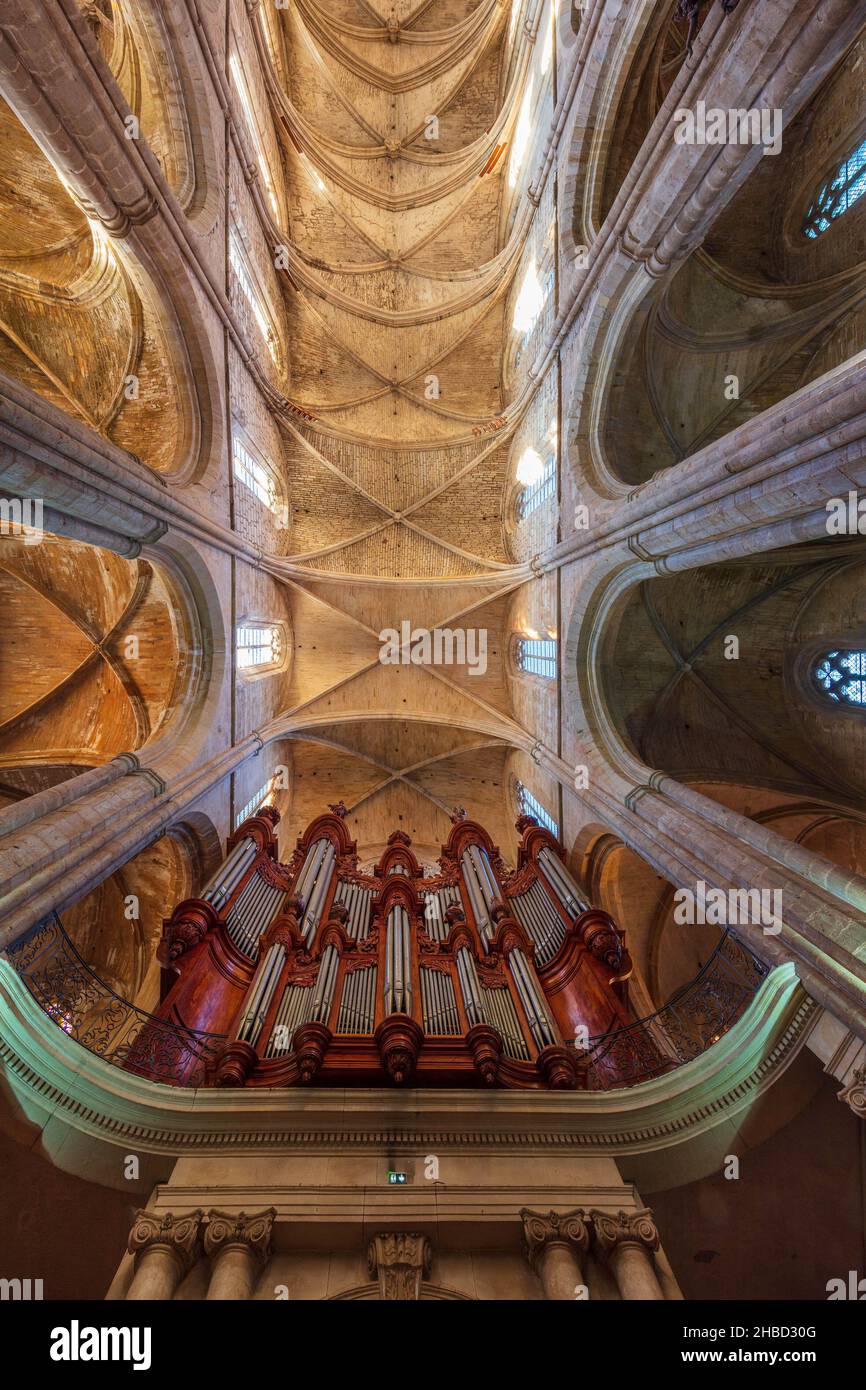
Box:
[521,1208,590,1270]
[839,1066,866,1120]
[367,1232,432,1300]
[591,1208,660,1258]
[204,1208,276,1265]
[128,1210,203,1278]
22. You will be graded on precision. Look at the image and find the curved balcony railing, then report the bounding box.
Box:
[6,914,226,1087]
[583,930,770,1090]
[5,916,768,1091]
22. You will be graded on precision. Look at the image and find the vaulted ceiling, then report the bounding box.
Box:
[255,0,543,861]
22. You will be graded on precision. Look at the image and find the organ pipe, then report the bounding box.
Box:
[384,904,413,1015]
[310,944,340,1024]
[301,841,335,944]
[508,948,556,1050]
[154,810,632,1090]
[202,837,257,911]
[461,850,492,944]
[236,943,284,1046]
[456,946,484,1027]
[537,846,588,917]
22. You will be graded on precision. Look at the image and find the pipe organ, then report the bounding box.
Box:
[148,805,637,1089]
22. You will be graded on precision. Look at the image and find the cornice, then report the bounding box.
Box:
[0,959,817,1176]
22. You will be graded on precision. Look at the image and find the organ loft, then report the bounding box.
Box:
[1,0,865,1307]
[151,804,638,1090]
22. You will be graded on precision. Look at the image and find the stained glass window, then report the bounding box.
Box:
[813,650,866,707]
[516,780,558,836]
[515,638,557,678]
[803,137,866,238]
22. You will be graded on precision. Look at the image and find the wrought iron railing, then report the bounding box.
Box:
[584,930,770,1090]
[6,914,226,1087]
[4,917,768,1092]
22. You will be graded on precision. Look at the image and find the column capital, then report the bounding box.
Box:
[128,1209,203,1279]
[204,1208,277,1265]
[367,1232,432,1301]
[521,1208,590,1269]
[838,1066,866,1120]
[590,1208,660,1258]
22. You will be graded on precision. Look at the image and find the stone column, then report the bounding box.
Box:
[521,1208,590,1300]
[204,1209,277,1300]
[126,1210,203,1300]
[367,1233,431,1301]
[591,1209,665,1301]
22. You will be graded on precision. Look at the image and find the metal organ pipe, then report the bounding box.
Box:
[455,947,484,1027]
[310,943,340,1025]
[293,837,328,910]
[236,943,284,1045]
[301,841,336,945]
[508,949,556,1050]
[510,881,566,966]
[422,886,460,942]
[337,965,376,1034]
[420,968,459,1035]
[264,984,309,1057]
[202,837,257,911]
[460,851,492,945]
[333,879,373,940]
[384,905,413,1015]
[538,847,588,917]
[225,873,286,959]
[480,985,530,1060]
[468,844,500,903]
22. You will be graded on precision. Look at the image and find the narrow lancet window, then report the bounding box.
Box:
[515,637,557,678]
[516,780,559,836]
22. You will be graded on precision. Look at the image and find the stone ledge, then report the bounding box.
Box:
[0,959,819,1192]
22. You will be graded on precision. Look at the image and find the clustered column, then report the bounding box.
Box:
[521,1207,666,1300]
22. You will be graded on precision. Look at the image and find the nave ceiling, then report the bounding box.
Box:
[0,0,864,1014]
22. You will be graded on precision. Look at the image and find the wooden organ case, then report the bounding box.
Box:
[150,805,636,1089]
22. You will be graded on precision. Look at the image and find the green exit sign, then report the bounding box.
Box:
[387,1171,408,1185]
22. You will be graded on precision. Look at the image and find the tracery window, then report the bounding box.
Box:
[237,623,283,674]
[515,637,557,679]
[803,137,866,238]
[516,454,556,518]
[813,650,866,707]
[232,429,281,515]
[515,779,558,836]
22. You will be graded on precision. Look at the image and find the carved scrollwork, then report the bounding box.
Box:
[128,1209,204,1276]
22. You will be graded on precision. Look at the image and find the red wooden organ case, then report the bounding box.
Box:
[147,804,636,1089]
